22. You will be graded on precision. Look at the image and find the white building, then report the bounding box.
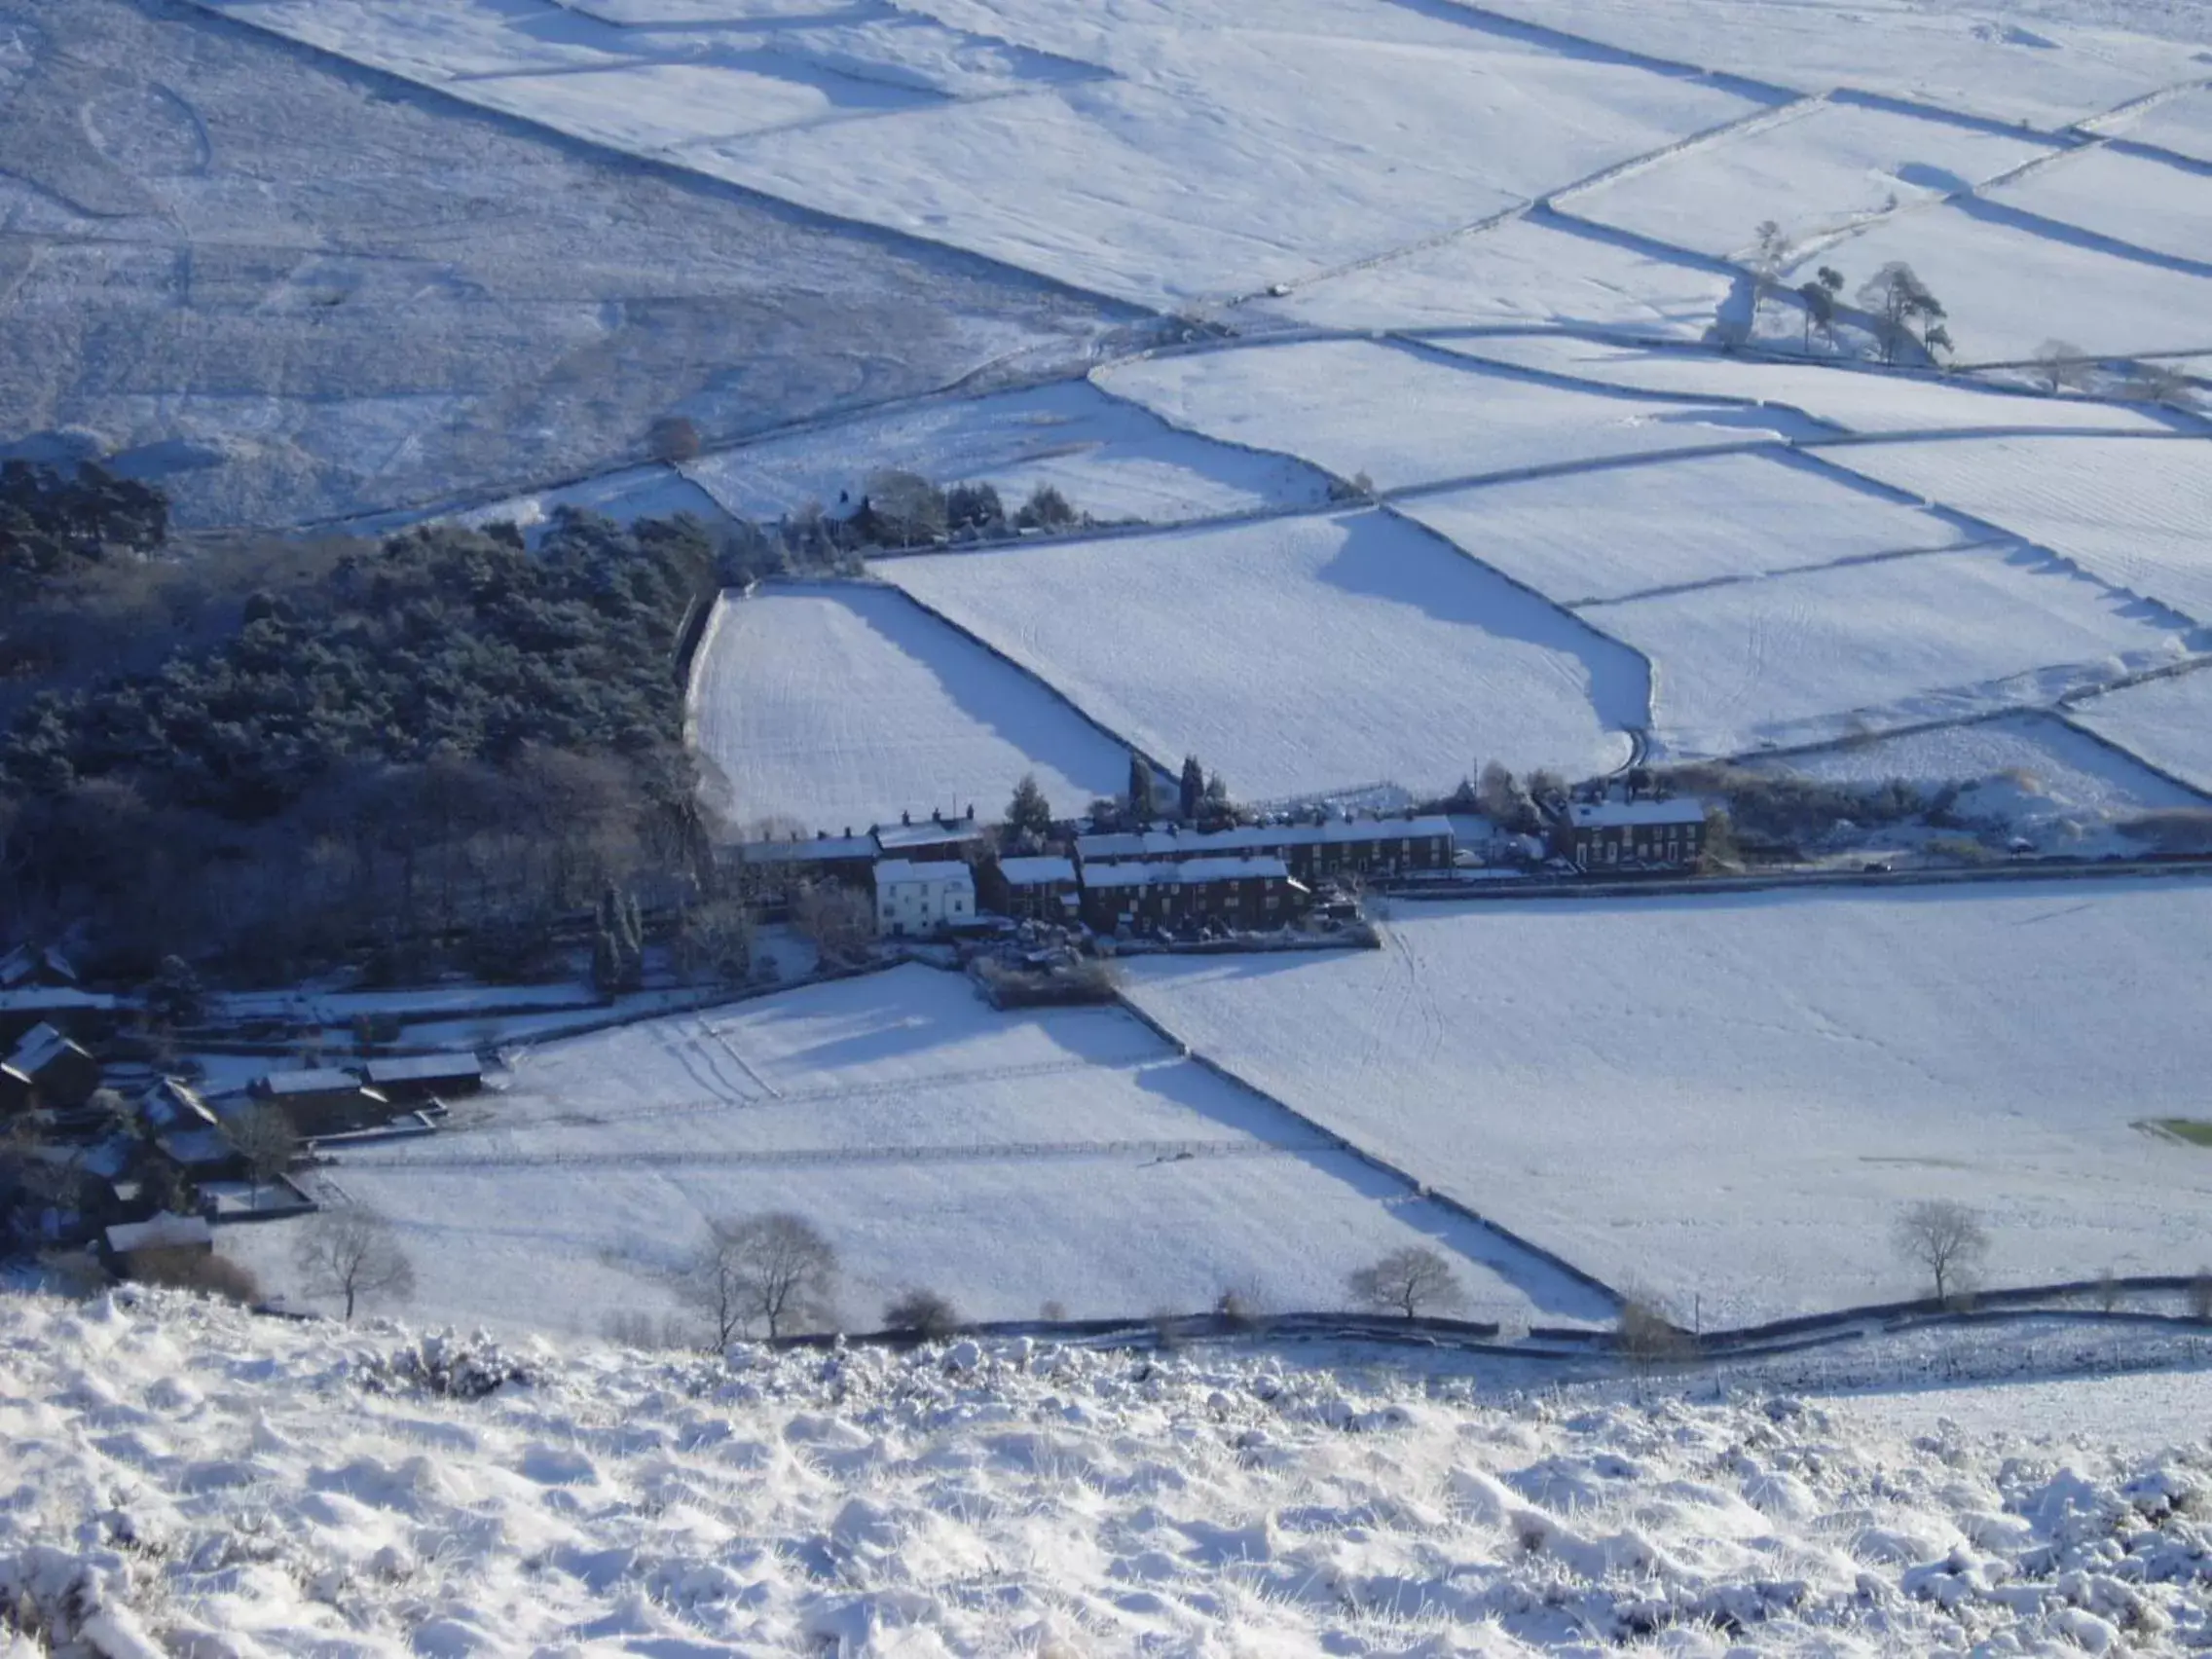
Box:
[874,859,976,938]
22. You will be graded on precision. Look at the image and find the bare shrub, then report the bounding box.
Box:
[1039,1299,1068,1322]
[976,956,1120,1008]
[1346,1246,1468,1319]
[648,414,702,463]
[604,1309,692,1350]
[1893,1199,1989,1305]
[38,1248,113,1300]
[684,1212,837,1343]
[129,1247,262,1307]
[1214,1285,1266,1333]
[2190,1270,2212,1323]
[294,1205,417,1320]
[2094,1269,2121,1314]
[2120,808,2212,857]
[883,1287,960,1339]
[1616,1295,1694,1374]
[793,881,875,968]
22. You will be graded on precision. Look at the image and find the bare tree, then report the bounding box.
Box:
[863,469,948,547]
[1477,761,1530,829]
[883,1286,960,1339]
[1749,219,1789,328]
[226,1104,299,1208]
[683,1212,837,1343]
[792,881,875,968]
[1796,266,1845,351]
[2190,1269,2212,1323]
[2093,1268,2121,1314]
[2128,361,2197,409]
[2034,340,2088,394]
[294,1205,417,1320]
[675,897,754,984]
[1858,262,1951,365]
[1346,1246,1468,1319]
[1892,1199,1988,1305]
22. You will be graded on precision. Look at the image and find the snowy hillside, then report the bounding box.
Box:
[11,1286,2212,1656]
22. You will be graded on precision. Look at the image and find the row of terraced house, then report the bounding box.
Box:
[1059,814,1457,934]
[735,809,1459,939]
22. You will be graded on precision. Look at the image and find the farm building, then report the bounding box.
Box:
[874,859,977,938]
[0,1023,102,1115]
[249,1068,397,1137]
[364,1052,485,1105]
[1554,798,1709,872]
[982,856,1082,922]
[0,988,122,1047]
[1075,815,1455,885]
[1081,857,1309,935]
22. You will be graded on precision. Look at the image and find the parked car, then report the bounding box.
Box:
[1862,861,1893,874]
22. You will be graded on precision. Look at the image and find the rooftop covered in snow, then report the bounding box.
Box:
[1567,798,1708,829]
[997,856,1078,885]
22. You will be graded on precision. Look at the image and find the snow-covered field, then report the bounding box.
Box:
[1592,543,2190,758]
[682,380,1330,527]
[226,966,1597,1334]
[688,586,1128,832]
[681,4,1765,307]
[1994,142,2212,270]
[1124,878,2212,1326]
[17,1289,2212,1657]
[1796,202,2212,360]
[200,0,1764,309]
[343,464,730,544]
[2071,668,2212,795]
[1099,341,1820,494]
[1399,451,1966,607]
[1560,98,2056,262]
[1473,0,2193,127]
[1447,335,2175,435]
[1747,711,2207,821]
[1254,213,1742,336]
[1,0,1117,530]
[2104,85,2212,162]
[1826,435,2212,623]
[879,510,1642,798]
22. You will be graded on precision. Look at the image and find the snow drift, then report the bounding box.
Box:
[6,1287,2212,1654]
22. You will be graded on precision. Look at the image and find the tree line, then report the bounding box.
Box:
[1,484,725,981]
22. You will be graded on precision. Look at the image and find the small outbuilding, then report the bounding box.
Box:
[250,1067,396,1137]
[364,1052,485,1105]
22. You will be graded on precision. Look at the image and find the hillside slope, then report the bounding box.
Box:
[5,1289,2211,1654]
